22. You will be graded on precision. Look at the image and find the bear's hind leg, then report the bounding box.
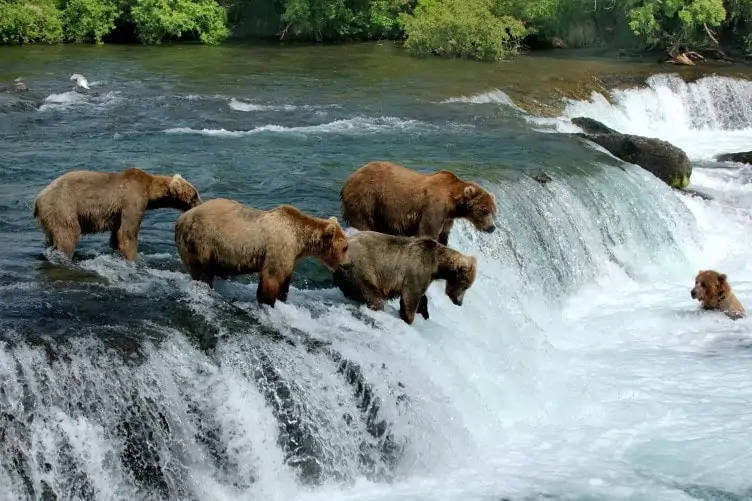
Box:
[49,226,81,260]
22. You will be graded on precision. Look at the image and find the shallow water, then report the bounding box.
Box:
[2,43,752,501]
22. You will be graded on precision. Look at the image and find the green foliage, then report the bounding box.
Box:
[62,0,121,43]
[0,0,229,44]
[398,0,527,61]
[1,0,751,57]
[129,0,230,44]
[0,0,64,44]
[279,0,408,41]
[627,0,727,47]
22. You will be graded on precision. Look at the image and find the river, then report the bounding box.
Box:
[1,42,752,501]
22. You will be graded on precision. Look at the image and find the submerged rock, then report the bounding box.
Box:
[716,151,752,165]
[571,117,693,189]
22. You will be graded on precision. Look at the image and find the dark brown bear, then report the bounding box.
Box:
[174,198,350,307]
[33,167,202,261]
[340,161,498,245]
[332,230,478,324]
[691,269,745,320]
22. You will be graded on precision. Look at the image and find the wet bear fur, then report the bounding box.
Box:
[332,230,478,324]
[33,167,202,261]
[174,198,350,307]
[340,161,498,246]
[691,269,745,320]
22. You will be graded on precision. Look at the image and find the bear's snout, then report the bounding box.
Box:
[484,224,496,234]
[691,289,697,299]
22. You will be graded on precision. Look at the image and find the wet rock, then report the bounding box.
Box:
[571,117,692,188]
[533,172,552,185]
[716,151,752,165]
[675,187,713,201]
[571,117,619,135]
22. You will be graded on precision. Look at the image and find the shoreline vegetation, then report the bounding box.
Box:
[2,0,752,64]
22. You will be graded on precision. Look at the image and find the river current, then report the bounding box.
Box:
[1,44,752,501]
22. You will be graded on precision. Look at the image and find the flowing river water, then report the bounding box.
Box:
[1,43,752,501]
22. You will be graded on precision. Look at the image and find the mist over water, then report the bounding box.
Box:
[1,46,752,501]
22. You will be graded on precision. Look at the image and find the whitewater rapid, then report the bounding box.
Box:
[3,70,752,501]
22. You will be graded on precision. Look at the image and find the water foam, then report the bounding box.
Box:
[163,116,461,138]
[440,88,524,112]
[38,90,120,112]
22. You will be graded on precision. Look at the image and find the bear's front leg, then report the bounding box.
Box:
[437,219,454,246]
[417,208,445,241]
[117,208,143,261]
[417,295,429,319]
[399,288,427,325]
[257,268,284,307]
[277,276,293,303]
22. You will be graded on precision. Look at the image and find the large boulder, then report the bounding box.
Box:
[716,151,752,165]
[571,117,693,188]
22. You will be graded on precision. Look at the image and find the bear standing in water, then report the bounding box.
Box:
[691,269,745,320]
[332,230,478,324]
[33,167,202,261]
[174,198,350,307]
[340,161,498,246]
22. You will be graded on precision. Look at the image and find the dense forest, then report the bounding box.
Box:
[1,0,752,62]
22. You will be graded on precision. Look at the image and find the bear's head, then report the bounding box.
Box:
[318,216,350,270]
[691,269,731,308]
[460,184,497,235]
[165,174,202,211]
[445,254,478,306]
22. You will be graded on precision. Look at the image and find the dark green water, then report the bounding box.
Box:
[2,42,752,501]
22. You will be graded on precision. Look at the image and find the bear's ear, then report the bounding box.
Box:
[698,269,705,275]
[323,219,338,239]
[170,174,185,188]
[463,185,477,198]
[719,273,727,282]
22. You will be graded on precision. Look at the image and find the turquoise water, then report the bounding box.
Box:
[2,44,752,501]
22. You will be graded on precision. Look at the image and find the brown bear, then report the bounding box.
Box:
[332,230,478,324]
[339,161,498,246]
[691,269,745,320]
[174,198,350,307]
[33,167,202,261]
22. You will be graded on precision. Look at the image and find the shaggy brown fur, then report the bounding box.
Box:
[33,167,202,261]
[340,161,498,246]
[691,269,745,320]
[332,230,478,324]
[174,198,350,307]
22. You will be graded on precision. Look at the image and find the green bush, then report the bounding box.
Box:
[278,0,407,41]
[627,0,727,47]
[399,0,527,61]
[0,0,64,44]
[129,0,231,44]
[62,0,121,43]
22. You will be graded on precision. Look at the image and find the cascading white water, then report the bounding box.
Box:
[551,73,752,160]
[3,73,752,501]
